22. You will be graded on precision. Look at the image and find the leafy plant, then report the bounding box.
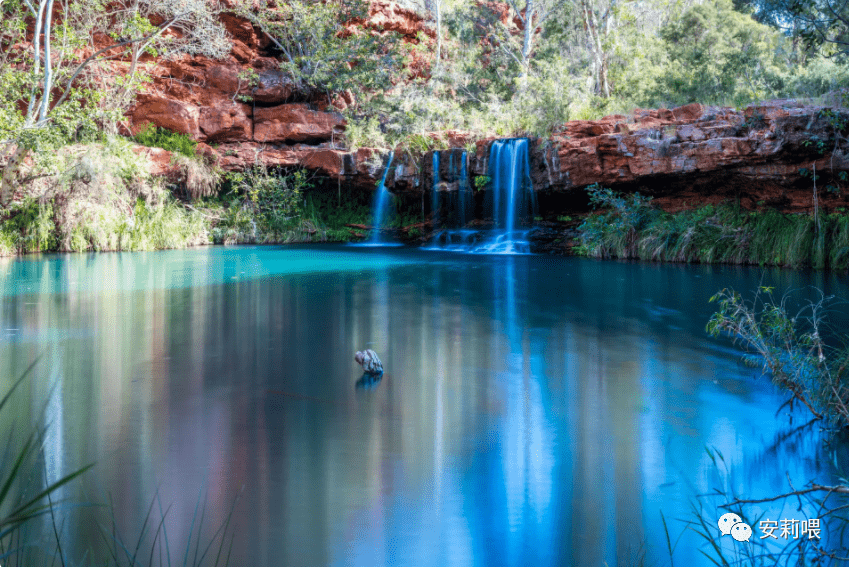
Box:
[236,0,403,95]
[803,134,828,155]
[707,287,849,428]
[134,124,198,158]
[234,68,260,103]
[473,175,491,192]
[212,168,312,243]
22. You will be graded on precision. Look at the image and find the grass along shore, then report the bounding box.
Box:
[575,185,849,270]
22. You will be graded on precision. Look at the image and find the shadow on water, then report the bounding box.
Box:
[0,246,848,566]
[355,372,383,390]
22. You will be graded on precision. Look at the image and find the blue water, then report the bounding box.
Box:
[0,246,847,566]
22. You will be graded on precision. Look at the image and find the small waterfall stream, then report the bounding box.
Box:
[365,151,399,246]
[458,150,471,228]
[479,138,534,254]
[431,151,441,235]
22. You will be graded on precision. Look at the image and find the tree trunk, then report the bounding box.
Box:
[25,0,48,126]
[581,0,610,98]
[435,0,442,70]
[521,0,534,78]
[38,0,57,123]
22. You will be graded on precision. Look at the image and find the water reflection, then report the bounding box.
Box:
[0,247,847,566]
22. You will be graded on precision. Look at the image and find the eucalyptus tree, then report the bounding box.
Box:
[0,0,229,205]
[734,0,849,55]
[426,0,444,70]
[235,0,404,96]
[576,0,615,97]
[655,0,789,106]
[502,0,563,78]
[778,0,849,57]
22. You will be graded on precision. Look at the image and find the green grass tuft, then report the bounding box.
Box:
[576,186,849,270]
[134,124,198,158]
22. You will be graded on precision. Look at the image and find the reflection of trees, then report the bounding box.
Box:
[5,249,848,564]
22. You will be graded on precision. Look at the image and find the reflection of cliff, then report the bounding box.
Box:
[1,248,844,565]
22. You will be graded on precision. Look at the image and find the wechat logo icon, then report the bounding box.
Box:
[718,512,752,542]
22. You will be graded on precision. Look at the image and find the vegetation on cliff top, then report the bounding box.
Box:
[336,0,849,148]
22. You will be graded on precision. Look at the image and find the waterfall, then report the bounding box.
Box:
[422,139,534,255]
[487,138,533,233]
[478,138,534,254]
[368,151,395,245]
[431,151,440,231]
[458,150,471,228]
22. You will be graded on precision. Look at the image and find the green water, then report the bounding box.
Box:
[0,245,847,566]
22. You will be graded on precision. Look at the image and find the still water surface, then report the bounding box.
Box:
[0,246,848,566]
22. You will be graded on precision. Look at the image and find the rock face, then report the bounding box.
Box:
[418,100,848,215]
[527,101,849,213]
[125,3,849,215]
[253,104,345,144]
[127,0,432,183]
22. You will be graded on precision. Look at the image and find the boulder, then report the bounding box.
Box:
[355,349,384,375]
[130,95,200,138]
[199,103,253,143]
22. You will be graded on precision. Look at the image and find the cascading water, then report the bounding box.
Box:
[365,151,399,246]
[480,138,534,254]
[458,150,471,228]
[431,151,440,233]
[423,139,534,255]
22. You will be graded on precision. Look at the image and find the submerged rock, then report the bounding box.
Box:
[355,349,384,375]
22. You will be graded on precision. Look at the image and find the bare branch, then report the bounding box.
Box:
[720,483,849,508]
[50,12,189,112]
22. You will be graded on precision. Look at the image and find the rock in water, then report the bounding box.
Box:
[355,349,383,375]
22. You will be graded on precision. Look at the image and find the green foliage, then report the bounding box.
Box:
[0,359,96,565]
[212,168,313,244]
[576,185,849,269]
[473,175,491,192]
[235,68,260,102]
[120,199,209,251]
[803,134,829,155]
[134,124,198,158]
[652,0,789,107]
[576,184,658,257]
[300,190,372,242]
[0,200,57,253]
[708,287,849,428]
[238,0,403,94]
[0,140,211,254]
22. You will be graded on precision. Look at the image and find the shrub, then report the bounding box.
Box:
[575,185,849,270]
[212,168,312,243]
[708,287,849,428]
[134,124,198,158]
